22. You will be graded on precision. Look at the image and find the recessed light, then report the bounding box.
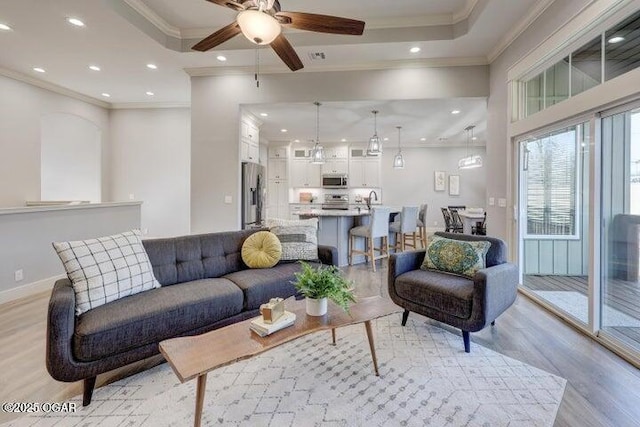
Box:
[33,67,45,73]
[451,110,461,115]
[146,91,154,96]
[281,129,288,133]
[472,136,478,141]
[608,36,625,44]
[410,47,421,53]
[341,138,347,142]
[260,113,268,117]
[66,17,85,27]
[101,93,111,98]
[383,137,389,141]
[216,55,227,62]
[146,63,158,70]
[420,138,426,141]
[89,65,100,71]
[0,23,12,31]
[294,139,300,143]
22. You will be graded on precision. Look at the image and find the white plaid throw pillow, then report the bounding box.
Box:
[53,230,160,315]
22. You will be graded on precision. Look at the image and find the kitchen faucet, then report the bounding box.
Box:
[367,190,378,210]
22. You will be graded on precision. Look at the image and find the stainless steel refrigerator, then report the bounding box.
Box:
[241,162,266,229]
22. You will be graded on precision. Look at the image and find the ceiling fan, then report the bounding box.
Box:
[192,0,365,71]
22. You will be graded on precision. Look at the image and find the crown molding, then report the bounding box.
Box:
[185,56,489,77]
[109,101,191,110]
[454,0,480,23]
[123,0,182,38]
[486,0,557,63]
[0,67,110,109]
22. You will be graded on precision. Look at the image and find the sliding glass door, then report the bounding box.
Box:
[601,107,640,351]
[519,123,590,326]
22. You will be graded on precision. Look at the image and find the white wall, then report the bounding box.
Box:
[0,74,110,207]
[109,108,191,237]
[41,113,102,202]
[380,147,487,228]
[191,66,490,233]
[487,0,592,242]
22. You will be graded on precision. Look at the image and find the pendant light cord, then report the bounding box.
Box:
[255,48,260,88]
[315,101,321,145]
[397,126,402,152]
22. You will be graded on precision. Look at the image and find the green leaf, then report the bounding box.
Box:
[293,261,356,313]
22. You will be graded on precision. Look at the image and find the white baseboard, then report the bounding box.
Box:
[0,275,63,304]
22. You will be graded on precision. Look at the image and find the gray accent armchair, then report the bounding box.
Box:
[388,232,518,352]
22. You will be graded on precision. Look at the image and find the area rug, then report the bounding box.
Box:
[532,290,640,327]
[5,315,566,426]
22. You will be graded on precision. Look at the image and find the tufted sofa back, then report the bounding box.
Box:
[142,229,258,286]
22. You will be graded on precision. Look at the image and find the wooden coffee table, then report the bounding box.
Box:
[159,296,400,427]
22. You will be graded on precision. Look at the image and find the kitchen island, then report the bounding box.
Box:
[295,206,398,267]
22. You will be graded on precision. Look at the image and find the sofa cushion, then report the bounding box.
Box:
[53,230,160,315]
[224,262,319,310]
[267,218,319,262]
[73,278,243,362]
[394,270,474,319]
[143,230,257,286]
[241,231,282,269]
[421,235,490,278]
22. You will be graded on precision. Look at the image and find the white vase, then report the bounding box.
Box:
[306,297,328,316]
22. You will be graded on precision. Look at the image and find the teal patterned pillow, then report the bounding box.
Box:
[421,236,491,278]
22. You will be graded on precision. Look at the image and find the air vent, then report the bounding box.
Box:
[308,52,326,61]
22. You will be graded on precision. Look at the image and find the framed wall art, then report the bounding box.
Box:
[434,171,446,192]
[449,175,460,196]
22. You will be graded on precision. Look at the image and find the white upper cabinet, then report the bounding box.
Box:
[240,117,260,163]
[321,159,348,175]
[292,147,312,159]
[325,145,348,159]
[291,160,321,188]
[269,146,288,159]
[268,158,287,180]
[349,159,380,188]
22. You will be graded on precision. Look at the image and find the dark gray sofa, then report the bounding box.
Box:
[388,232,518,353]
[46,229,337,406]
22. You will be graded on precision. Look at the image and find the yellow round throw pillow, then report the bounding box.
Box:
[241,231,282,269]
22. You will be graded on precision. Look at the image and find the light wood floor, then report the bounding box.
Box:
[2,264,640,426]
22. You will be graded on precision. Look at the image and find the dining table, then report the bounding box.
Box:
[457,209,485,234]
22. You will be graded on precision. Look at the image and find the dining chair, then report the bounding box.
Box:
[416,204,428,248]
[449,209,464,233]
[348,206,391,272]
[441,207,453,232]
[472,212,487,235]
[389,206,419,252]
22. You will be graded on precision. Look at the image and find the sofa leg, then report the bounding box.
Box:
[462,331,470,353]
[491,320,495,326]
[83,377,97,406]
[401,310,409,326]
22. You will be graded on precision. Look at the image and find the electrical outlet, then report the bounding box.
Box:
[489,197,495,206]
[224,196,232,204]
[129,194,135,200]
[498,198,507,208]
[14,269,23,282]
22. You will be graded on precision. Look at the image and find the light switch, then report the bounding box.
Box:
[224,196,232,204]
[129,194,135,200]
[498,198,507,208]
[489,197,495,206]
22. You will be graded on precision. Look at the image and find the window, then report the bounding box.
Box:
[525,72,544,116]
[605,10,640,82]
[523,127,581,238]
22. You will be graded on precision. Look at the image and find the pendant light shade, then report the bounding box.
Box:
[310,101,325,165]
[367,110,382,156]
[459,125,483,169]
[393,126,405,169]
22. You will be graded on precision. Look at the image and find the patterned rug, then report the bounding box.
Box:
[5,315,566,426]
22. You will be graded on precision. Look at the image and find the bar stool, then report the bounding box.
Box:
[348,206,391,272]
[416,204,428,248]
[389,206,419,252]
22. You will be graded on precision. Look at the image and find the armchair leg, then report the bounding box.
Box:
[83,376,97,406]
[401,309,409,326]
[462,331,470,353]
[491,320,495,326]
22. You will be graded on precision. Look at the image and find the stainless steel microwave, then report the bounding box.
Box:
[322,174,348,188]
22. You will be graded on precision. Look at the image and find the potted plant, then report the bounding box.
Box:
[293,262,356,316]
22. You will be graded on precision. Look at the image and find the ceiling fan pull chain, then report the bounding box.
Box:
[255,47,260,88]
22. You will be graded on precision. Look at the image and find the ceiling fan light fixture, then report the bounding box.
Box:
[237,10,281,45]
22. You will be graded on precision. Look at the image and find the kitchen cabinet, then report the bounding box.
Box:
[267,180,289,219]
[325,145,348,159]
[290,160,321,188]
[269,146,288,159]
[321,159,348,175]
[240,119,260,163]
[268,158,287,180]
[292,147,312,159]
[349,159,381,188]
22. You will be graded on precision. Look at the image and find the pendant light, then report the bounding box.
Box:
[310,101,325,164]
[367,110,382,156]
[393,126,405,169]
[458,125,483,169]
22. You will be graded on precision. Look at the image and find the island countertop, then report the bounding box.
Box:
[293,205,400,217]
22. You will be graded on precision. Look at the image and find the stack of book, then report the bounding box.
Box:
[250,311,296,337]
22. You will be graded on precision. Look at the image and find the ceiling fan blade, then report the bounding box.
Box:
[204,0,245,11]
[270,34,304,71]
[276,11,365,35]
[192,22,242,51]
